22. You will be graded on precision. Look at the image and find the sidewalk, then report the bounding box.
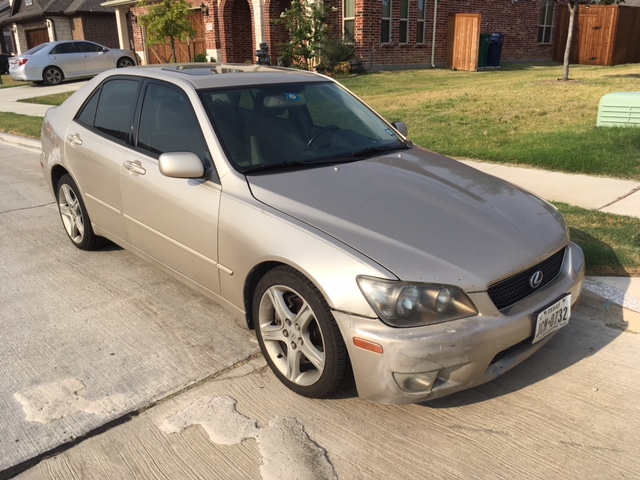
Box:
[0,81,86,117]
[0,94,638,313]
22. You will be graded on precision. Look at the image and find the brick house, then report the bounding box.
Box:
[0,0,122,55]
[98,0,565,68]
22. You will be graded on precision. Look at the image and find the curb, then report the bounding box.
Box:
[583,277,640,315]
[0,132,40,153]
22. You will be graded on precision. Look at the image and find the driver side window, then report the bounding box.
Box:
[136,82,210,165]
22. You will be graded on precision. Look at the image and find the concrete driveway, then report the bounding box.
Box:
[1,142,639,479]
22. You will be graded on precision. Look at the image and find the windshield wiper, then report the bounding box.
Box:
[242,160,314,174]
[346,142,410,158]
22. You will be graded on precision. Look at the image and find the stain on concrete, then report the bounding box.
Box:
[161,395,258,445]
[14,378,127,424]
[161,395,337,480]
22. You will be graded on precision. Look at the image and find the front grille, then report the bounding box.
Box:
[487,247,566,311]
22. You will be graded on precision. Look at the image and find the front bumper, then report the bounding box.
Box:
[334,242,585,404]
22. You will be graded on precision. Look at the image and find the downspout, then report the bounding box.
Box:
[430,0,438,68]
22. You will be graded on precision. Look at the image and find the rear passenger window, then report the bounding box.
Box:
[91,79,140,142]
[50,43,77,54]
[75,91,99,128]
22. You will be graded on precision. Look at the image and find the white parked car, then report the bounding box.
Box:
[9,40,136,85]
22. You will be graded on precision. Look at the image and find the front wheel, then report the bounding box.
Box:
[253,266,351,398]
[43,66,63,85]
[116,57,135,68]
[56,175,105,250]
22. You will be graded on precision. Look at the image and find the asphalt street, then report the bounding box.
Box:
[1,137,640,479]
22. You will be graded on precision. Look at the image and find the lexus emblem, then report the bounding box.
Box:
[529,271,544,289]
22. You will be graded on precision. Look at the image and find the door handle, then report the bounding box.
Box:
[124,160,146,175]
[67,133,83,145]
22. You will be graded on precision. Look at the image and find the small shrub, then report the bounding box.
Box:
[334,61,351,76]
[194,53,208,62]
[320,34,355,71]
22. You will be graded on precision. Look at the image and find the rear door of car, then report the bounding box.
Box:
[120,80,222,294]
[65,77,143,242]
[49,42,84,77]
[75,41,113,75]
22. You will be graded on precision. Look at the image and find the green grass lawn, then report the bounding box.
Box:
[342,63,640,180]
[0,111,43,138]
[17,91,73,105]
[555,203,640,276]
[0,74,30,88]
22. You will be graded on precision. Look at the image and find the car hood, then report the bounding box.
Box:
[246,148,568,291]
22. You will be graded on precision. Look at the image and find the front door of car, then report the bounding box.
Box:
[120,81,221,294]
[49,42,84,77]
[75,42,113,75]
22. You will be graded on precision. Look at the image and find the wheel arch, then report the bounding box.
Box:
[50,164,70,191]
[243,260,288,330]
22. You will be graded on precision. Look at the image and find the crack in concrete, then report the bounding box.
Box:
[0,201,55,215]
[597,185,640,210]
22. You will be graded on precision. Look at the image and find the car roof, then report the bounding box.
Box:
[106,63,330,90]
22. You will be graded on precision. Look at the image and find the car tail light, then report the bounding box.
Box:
[17,59,28,67]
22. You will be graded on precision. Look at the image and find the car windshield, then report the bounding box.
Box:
[199,81,407,174]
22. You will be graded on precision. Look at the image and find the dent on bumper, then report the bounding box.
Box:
[334,242,585,405]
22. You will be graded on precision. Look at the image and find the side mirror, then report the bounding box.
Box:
[159,152,205,178]
[392,121,408,137]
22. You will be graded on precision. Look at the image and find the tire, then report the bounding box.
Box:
[56,174,106,250]
[117,57,135,68]
[43,66,63,86]
[253,266,351,398]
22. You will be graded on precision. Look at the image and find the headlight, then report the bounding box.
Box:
[357,276,478,328]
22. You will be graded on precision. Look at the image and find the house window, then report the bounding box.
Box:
[381,0,391,43]
[399,0,409,44]
[538,0,555,44]
[344,0,355,40]
[416,0,427,44]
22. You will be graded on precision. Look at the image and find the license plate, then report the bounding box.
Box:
[532,294,571,344]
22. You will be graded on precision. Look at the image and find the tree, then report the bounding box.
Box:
[138,0,196,63]
[561,0,580,81]
[276,0,332,70]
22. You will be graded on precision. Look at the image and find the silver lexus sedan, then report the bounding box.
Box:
[9,40,136,85]
[40,64,585,404]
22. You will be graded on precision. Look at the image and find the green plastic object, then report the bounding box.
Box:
[478,34,491,68]
[597,92,640,127]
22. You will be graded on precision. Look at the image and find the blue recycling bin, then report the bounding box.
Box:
[487,33,505,67]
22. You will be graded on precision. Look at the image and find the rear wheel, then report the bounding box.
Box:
[56,175,106,250]
[43,66,63,86]
[253,266,351,398]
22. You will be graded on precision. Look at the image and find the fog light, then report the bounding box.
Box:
[393,371,439,393]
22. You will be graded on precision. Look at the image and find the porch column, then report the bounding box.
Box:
[114,6,131,50]
[253,0,265,48]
